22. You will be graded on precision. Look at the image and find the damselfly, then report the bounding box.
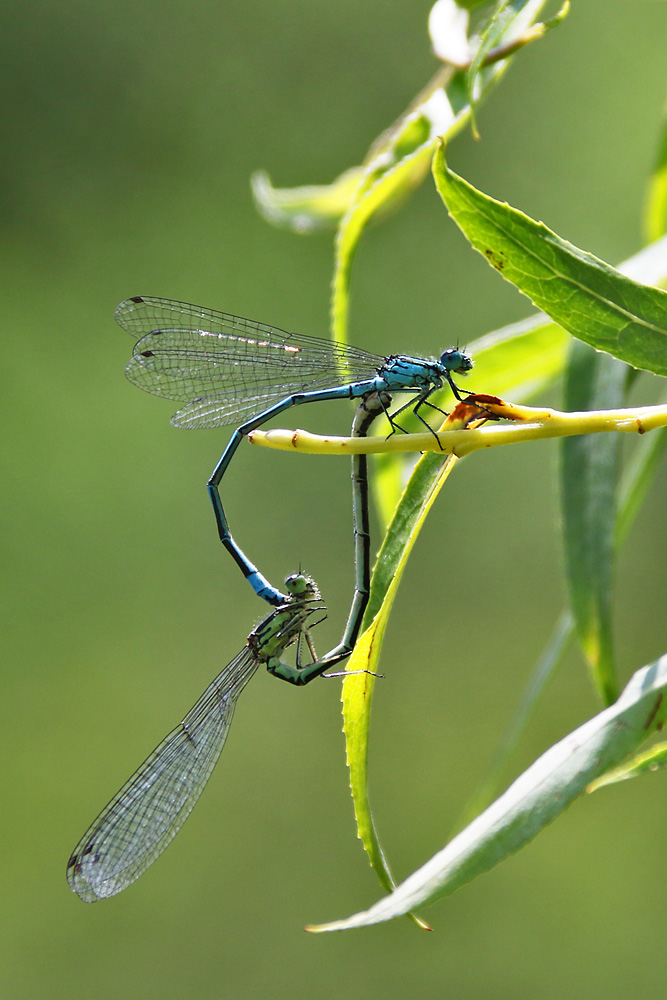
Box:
[67,574,325,901]
[118,297,473,605]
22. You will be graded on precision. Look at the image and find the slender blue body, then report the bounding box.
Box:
[118,297,473,604]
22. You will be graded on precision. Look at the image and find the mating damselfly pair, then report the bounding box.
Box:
[67,297,474,901]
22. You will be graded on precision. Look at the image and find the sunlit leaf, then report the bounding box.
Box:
[433,142,667,377]
[310,652,667,930]
[340,406,482,901]
[355,238,667,876]
[332,71,475,342]
[251,167,364,234]
[341,623,431,931]
[561,344,629,705]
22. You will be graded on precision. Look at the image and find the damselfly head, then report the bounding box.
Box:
[440,348,473,376]
[284,572,321,602]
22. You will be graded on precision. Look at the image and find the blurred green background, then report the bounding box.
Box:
[3,1,667,996]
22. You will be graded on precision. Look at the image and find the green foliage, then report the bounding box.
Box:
[561,344,627,705]
[254,0,667,928]
[253,0,556,342]
[433,144,667,376]
[314,652,667,930]
[6,0,667,994]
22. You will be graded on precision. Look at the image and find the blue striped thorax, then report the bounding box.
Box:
[379,349,473,391]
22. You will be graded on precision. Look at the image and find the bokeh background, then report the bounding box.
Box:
[3,1,667,996]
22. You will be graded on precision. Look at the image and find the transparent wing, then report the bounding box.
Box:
[118,296,384,428]
[124,344,364,428]
[67,646,260,902]
[169,389,330,430]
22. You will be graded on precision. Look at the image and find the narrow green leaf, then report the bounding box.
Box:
[470,234,667,396]
[341,622,432,931]
[363,448,460,625]
[468,235,667,401]
[643,98,667,245]
[310,653,667,931]
[251,73,450,239]
[433,143,667,377]
[341,423,465,897]
[250,167,364,234]
[561,343,629,705]
[331,134,438,344]
[332,66,478,343]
